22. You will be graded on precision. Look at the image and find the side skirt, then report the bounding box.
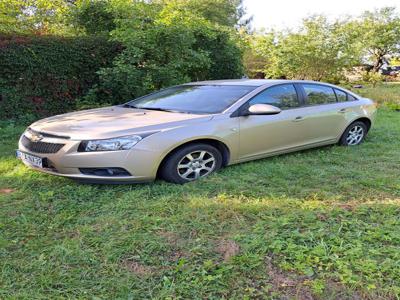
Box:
[229,139,337,165]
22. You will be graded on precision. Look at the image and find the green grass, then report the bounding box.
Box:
[350,82,400,109]
[1,91,400,298]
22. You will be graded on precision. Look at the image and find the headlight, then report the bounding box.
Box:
[79,135,143,152]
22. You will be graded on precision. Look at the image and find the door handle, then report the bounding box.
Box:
[338,108,347,113]
[292,116,304,122]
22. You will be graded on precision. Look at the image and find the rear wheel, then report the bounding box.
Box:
[339,121,368,146]
[160,143,222,184]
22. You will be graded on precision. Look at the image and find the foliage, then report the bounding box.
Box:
[70,0,116,35]
[86,1,243,104]
[242,31,273,78]
[357,7,400,72]
[0,0,245,116]
[246,16,361,82]
[362,71,384,87]
[1,103,400,298]
[159,0,246,27]
[0,0,72,34]
[0,0,247,35]
[0,35,121,119]
[243,7,400,82]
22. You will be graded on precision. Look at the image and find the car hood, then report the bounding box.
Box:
[30,106,213,140]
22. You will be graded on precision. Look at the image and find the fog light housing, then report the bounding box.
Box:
[79,168,131,177]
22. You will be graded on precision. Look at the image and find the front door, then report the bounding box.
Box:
[238,84,308,159]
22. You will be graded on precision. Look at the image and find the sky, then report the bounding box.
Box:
[243,0,400,30]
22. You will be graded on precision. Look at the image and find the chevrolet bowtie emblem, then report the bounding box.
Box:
[30,133,43,142]
[26,129,43,142]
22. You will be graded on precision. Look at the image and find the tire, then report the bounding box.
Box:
[339,121,368,146]
[160,143,223,184]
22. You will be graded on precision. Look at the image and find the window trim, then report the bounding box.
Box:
[346,93,358,102]
[230,83,303,117]
[333,88,360,103]
[333,88,346,102]
[297,83,359,107]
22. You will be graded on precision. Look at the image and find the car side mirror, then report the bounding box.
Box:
[246,104,282,116]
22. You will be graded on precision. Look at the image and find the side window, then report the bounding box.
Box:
[334,89,347,102]
[249,84,299,109]
[303,84,337,105]
[347,94,357,101]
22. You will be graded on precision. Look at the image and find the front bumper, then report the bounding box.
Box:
[17,135,162,183]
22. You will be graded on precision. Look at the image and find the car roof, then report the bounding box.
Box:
[185,79,332,87]
[182,79,360,99]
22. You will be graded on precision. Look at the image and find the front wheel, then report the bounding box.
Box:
[160,143,222,184]
[339,121,368,146]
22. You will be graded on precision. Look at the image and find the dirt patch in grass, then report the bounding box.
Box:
[158,230,181,244]
[0,188,16,194]
[265,257,314,300]
[122,259,154,276]
[216,239,240,261]
[336,203,357,211]
[322,280,363,300]
[168,250,190,262]
[157,230,191,262]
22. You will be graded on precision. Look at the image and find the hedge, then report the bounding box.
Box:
[0,35,122,120]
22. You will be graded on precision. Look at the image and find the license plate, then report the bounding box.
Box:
[16,150,43,168]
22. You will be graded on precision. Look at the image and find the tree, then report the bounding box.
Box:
[159,0,245,27]
[85,0,244,104]
[241,31,274,78]
[70,0,116,35]
[243,7,400,81]
[0,0,72,34]
[244,16,361,82]
[358,7,400,72]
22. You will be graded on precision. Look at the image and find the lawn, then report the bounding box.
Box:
[1,84,400,299]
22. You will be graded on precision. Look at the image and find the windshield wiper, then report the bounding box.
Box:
[122,103,138,108]
[139,107,183,113]
[122,104,190,114]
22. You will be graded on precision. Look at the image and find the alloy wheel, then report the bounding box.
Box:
[177,150,216,181]
[346,125,364,145]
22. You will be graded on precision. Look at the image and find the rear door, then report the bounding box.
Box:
[294,83,350,144]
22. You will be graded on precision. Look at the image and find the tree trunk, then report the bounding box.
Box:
[372,54,384,72]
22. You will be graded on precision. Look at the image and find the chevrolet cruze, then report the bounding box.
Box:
[17,79,377,184]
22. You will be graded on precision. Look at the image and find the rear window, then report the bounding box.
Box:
[334,89,358,102]
[348,94,357,101]
[302,84,337,105]
[334,89,347,102]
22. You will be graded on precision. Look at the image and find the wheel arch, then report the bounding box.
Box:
[353,117,372,132]
[156,138,231,177]
[338,116,372,144]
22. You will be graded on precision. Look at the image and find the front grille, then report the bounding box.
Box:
[21,135,65,154]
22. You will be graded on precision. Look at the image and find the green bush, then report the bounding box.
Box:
[0,35,121,120]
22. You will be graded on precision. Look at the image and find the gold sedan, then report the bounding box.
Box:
[17,80,377,184]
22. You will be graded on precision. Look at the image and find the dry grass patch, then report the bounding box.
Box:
[216,239,240,262]
[265,257,314,300]
[121,258,154,277]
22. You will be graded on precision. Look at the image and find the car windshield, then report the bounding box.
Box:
[125,85,256,114]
